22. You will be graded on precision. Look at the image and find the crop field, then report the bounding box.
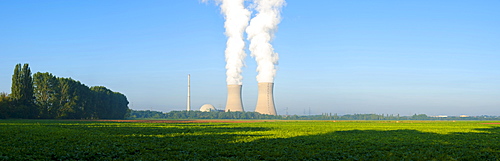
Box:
[1,120,499,160]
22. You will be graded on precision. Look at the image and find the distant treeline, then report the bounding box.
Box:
[129,110,281,119]
[129,110,500,120]
[288,113,500,120]
[0,63,129,119]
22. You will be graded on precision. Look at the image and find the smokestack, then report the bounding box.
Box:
[187,74,191,111]
[225,84,244,112]
[255,82,276,115]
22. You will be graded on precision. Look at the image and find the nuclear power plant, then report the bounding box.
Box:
[210,0,284,116]
[189,76,277,115]
[223,83,276,115]
[225,85,244,112]
[255,83,276,115]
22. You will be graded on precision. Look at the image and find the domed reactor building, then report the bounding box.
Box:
[200,104,216,112]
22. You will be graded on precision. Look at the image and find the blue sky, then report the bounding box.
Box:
[1,0,499,116]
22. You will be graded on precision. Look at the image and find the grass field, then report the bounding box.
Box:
[1,120,499,160]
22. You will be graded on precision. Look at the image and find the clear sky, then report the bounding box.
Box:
[1,0,499,116]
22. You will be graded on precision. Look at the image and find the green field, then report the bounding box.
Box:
[1,120,499,160]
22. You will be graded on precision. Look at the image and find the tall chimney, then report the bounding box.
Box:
[255,82,276,115]
[187,74,191,111]
[225,85,244,112]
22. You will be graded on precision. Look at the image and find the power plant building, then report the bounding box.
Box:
[200,104,216,112]
[225,85,244,112]
[255,82,276,115]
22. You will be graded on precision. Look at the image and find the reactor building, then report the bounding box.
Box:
[200,104,217,112]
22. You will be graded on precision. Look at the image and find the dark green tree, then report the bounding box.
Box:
[56,78,93,119]
[10,63,37,118]
[90,86,112,118]
[90,86,129,119]
[0,92,11,119]
[10,64,22,101]
[110,91,129,119]
[6,63,130,119]
[11,64,34,102]
[33,72,60,118]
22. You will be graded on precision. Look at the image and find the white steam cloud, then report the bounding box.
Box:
[246,0,285,83]
[205,0,285,84]
[215,0,251,85]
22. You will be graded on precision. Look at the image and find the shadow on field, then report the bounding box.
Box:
[208,126,500,160]
[103,125,500,160]
[475,126,500,133]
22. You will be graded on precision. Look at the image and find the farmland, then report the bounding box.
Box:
[1,120,499,160]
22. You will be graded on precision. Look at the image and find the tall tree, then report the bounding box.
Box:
[21,64,34,104]
[90,86,129,119]
[7,63,130,119]
[57,78,88,119]
[110,91,129,119]
[10,63,37,118]
[56,78,97,119]
[90,86,112,118]
[10,64,22,101]
[33,72,59,118]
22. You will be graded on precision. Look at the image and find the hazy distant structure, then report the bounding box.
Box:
[187,74,191,111]
[200,104,216,112]
[255,82,276,115]
[225,85,244,112]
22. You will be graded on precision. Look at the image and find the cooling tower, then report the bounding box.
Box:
[225,85,244,112]
[255,82,276,115]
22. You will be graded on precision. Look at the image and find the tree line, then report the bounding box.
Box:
[129,110,500,120]
[128,110,282,119]
[0,63,129,119]
[291,113,500,120]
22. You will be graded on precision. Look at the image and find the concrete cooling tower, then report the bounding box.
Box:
[225,85,244,112]
[255,82,276,115]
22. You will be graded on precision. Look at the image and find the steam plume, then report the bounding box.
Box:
[216,0,251,85]
[246,0,285,83]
